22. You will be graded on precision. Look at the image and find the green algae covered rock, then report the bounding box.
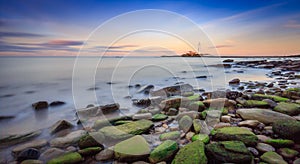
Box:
[272,120,300,143]
[243,100,269,108]
[78,147,102,156]
[78,132,104,149]
[206,141,253,163]
[274,102,300,116]
[172,140,207,164]
[114,135,150,162]
[179,115,193,133]
[149,140,178,163]
[159,131,181,141]
[47,152,83,164]
[252,94,289,102]
[260,151,287,164]
[152,114,168,121]
[193,119,202,133]
[191,134,209,144]
[265,139,294,148]
[189,101,206,112]
[99,119,153,140]
[212,127,258,145]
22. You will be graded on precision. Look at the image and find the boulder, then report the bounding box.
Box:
[278,148,299,158]
[192,119,202,134]
[205,110,222,130]
[17,148,40,162]
[242,100,269,108]
[136,84,154,93]
[265,139,294,148]
[47,152,83,164]
[50,120,73,134]
[236,108,296,124]
[149,140,178,163]
[223,59,234,62]
[50,130,87,148]
[159,98,183,111]
[95,148,114,161]
[99,119,153,140]
[256,143,275,152]
[176,111,200,120]
[188,101,206,112]
[172,140,207,164]
[32,101,48,110]
[93,116,132,129]
[274,102,300,116]
[272,120,300,143]
[49,101,65,107]
[152,114,168,121]
[179,115,193,133]
[191,134,209,144]
[150,84,193,98]
[40,148,65,162]
[159,131,180,141]
[20,160,43,164]
[78,132,104,149]
[229,78,240,84]
[133,113,152,120]
[260,151,287,164]
[252,94,289,102]
[114,135,150,162]
[78,147,102,156]
[238,120,260,128]
[12,139,47,155]
[206,141,253,163]
[212,126,258,145]
[77,103,119,117]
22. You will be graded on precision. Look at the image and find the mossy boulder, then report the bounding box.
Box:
[282,88,300,100]
[149,140,178,163]
[47,152,83,164]
[93,116,132,129]
[179,115,193,133]
[274,102,300,116]
[265,139,294,148]
[78,132,104,149]
[159,131,181,141]
[212,127,258,145]
[272,120,300,143]
[188,101,206,112]
[159,98,182,111]
[252,94,289,102]
[78,147,102,156]
[172,140,207,164]
[114,135,150,162]
[99,119,153,140]
[193,119,202,133]
[243,100,269,108]
[114,120,133,125]
[206,141,253,163]
[260,151,287,164]
[187,94,201,101]
[278,148,299,158]
[191,134,209,144]
[152,114,168,121]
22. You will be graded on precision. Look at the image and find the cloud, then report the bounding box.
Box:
[209,45,234,49]
[44,40,83,46]
[95,44,139,49]
[284,20,300,28]
[0,31,45,38]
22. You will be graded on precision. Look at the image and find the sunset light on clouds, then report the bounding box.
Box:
[0,0,300,56]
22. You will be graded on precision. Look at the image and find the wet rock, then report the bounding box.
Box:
[274,102,300,116]
[221,115,231,123]
[50,130,87,148]
[229,78,240,85]
[47,152,83,164]
[247,147,259,156]
[78,147,102,156]
[50,120,73,134]
[257,135,271,142]
[99,119,153,140]
[236,108,296,124]
[137,85,154,94]
[32,101,48,110]
[278,148,299,158]
[205,110,222,130]
[206,141,253,163]
[93,116,132,129]
[256,143,275,152]
[95,148,114,161]
[40,148,65,161]
[272,120,300,143]
[20,160,43,164]
[159,131,180,141]
[192,119,202,134]
[242,100,269,108]
[77,103,120,117]
[191,134,209,144]
[12,139,47,155]
[188,101,206,112]
[133,113,152,120]
[132,99,151,107]
[265,139,295,148]
[0,115,15,120]
[214,122,231,129]
[149,140,178,163]
[17,148,40,162]
[150,84,193,98]
[260,151,287,164]
[78,132,104,149]
[212,126,258,145]
[238,120,260,128]
[252,94,289,102]
[176,111,200,120]
[179,115,193,133]
[226,91,241,100]
[114,135,150,162]
[49,101,66,107]
[223,59,234,62]
[172,140,207,164]
[152,114,168,121]
[262,99,277,108]
[166,108,178,116]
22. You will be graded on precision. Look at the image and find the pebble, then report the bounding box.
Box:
[257,135,272,142]
[220,115,231,123]
[213,122,231,129]
[256,143,275,152]
[238,120,260,128]
[95,148,114,161]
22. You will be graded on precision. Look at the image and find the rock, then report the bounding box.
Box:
[137,84,154,93]
[150,84,193,98]
[212,126,258,145]
[114,120,133,125]
[50,120,73,134]
[213,122,231,129]
[50,130,87,148]
[159,131,180,141]
[95,148,114,161]
[167,108,178,116]
[265,139,294,148]
[188,101,206,112]
[256,143,275,152]
[99,119,153,140]
[238,120,260,128]
[78,132,105,149]
[191,134,209,144]
[179,115,193,133]
[236,108,296,124]
[257,135,271,142]
[252,94,289,102]
[223,59,234,62]
[148,140,178,163]
[77,103,120,117]
[274,102,300,116]
[206,141,253,163]
[32,101,48,110]
[47,152,83,164]
[12,139,47,155]
[152,114,168,121]
[242,100,269,108]
[203,98,230,109]
[205,110,222,130]
[247,147,259,156]
[20,160,43,164]
[49,101,65,107]
[133,113,152,120]
[278,148,299,158]
[272,120,300,143]
[40,148,65,161]
[172,140,207,164]
[78,147,102,156]
[114,135,150,162]
[159,98,182,111]
[229,78,240,84]
[260,151,287,164]
[93,116,132,129]
[294,158,300,164]
[185,132,195,140]
[0,115,15,120]
[192,119,202,133]
[221,115,231,123]
[17,148,40,162]
[176,111,200,120]
[132,98,151,107]
[262,99,277,108]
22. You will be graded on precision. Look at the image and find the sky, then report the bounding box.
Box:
[0,0,300,56]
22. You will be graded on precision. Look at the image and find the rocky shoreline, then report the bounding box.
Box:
[1,59,300,164]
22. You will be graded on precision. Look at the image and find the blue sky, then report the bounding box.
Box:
[0,0,300,56]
